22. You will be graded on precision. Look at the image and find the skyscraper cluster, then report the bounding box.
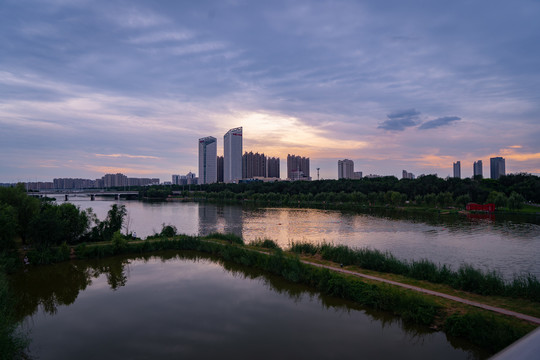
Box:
[198,127,282,184]
[451,157,505,179]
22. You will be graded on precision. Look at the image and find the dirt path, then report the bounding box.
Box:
[301,260,540,325]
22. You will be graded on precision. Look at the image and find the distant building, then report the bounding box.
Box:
[490,157,506,180]
[402,170,415,179]
[338,159,354,179]
[267,157,280,178]
[287,154,310,180]
[243,152,266,178]
[217,156,224,183]
[364,174,382,179]
[473,160,483,178]
[198,136,217,184]
[453,161,461,178]
[352,171,363,180]
[224,127,243,183]
[186,171,197,185]
[103,173,128,188]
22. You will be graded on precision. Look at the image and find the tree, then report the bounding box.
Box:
[0,203,18,251]
[28,203,90,248]
[507,191,525,210]
[487,191,508,208]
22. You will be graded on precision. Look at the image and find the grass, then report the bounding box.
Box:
[289,242,540,302]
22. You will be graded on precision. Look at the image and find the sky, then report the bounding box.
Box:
[1,0,539,182]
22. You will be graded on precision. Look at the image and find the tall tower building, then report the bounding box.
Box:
[242,152,266,178]
[338,159,354,179]
[224,127,243,183]
[473,160,483,178]
[490,157,506,180]
[198,136,217,184]
[267,157,280,178]
[453,161,461,178]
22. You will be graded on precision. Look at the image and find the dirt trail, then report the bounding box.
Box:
[302,260,540,325]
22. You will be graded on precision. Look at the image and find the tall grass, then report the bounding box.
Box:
[290,242,540,302]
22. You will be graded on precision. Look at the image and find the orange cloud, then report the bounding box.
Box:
[496,147,540,162]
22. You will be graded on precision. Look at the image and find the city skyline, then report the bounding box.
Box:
[1,1,539,182]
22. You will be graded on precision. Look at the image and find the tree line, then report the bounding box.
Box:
[137,173,537,208]
[0,185,127,254]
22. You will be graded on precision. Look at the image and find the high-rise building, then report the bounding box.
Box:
[287,154,310,180]
[453,161,461,178]
[217,156,224,183]
[338,159,354,179]
[490,157,506,180]
[473,160,483,178]
[242,152,266,178]
[198,136,217,184]
[267,157,280,178]
[224,127,243,183]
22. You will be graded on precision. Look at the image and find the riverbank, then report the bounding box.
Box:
[18,234,539,355]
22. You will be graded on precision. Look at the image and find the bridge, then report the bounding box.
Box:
[31,190,139,201]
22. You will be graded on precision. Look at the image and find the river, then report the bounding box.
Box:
[63,198,540,280]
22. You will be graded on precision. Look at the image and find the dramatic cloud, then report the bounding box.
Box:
[378,109,421,131]
[1,0,539,181]
[418,116,462,130]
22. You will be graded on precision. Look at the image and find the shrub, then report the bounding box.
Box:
[249,239,280,249]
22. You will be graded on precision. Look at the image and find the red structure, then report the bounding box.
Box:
[466,203,496,212]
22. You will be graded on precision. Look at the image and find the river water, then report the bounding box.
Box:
[14,252,489,359]
[65,198,540,280]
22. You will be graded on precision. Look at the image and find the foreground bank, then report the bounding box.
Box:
[18,233,539,356]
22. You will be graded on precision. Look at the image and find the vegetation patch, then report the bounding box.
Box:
[290,242,540,302]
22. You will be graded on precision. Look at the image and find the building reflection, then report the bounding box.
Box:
[197,203,243,238]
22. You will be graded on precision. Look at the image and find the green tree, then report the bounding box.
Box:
[507,191,525,210]
[0,185,40,244]
[487,191,508,208]
[0,204,18,251]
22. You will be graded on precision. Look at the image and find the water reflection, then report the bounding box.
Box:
[14,252,489,359]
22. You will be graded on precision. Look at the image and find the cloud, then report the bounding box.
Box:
[418,116,461,130]
[128,31,193,44]
[378,109,420,131]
